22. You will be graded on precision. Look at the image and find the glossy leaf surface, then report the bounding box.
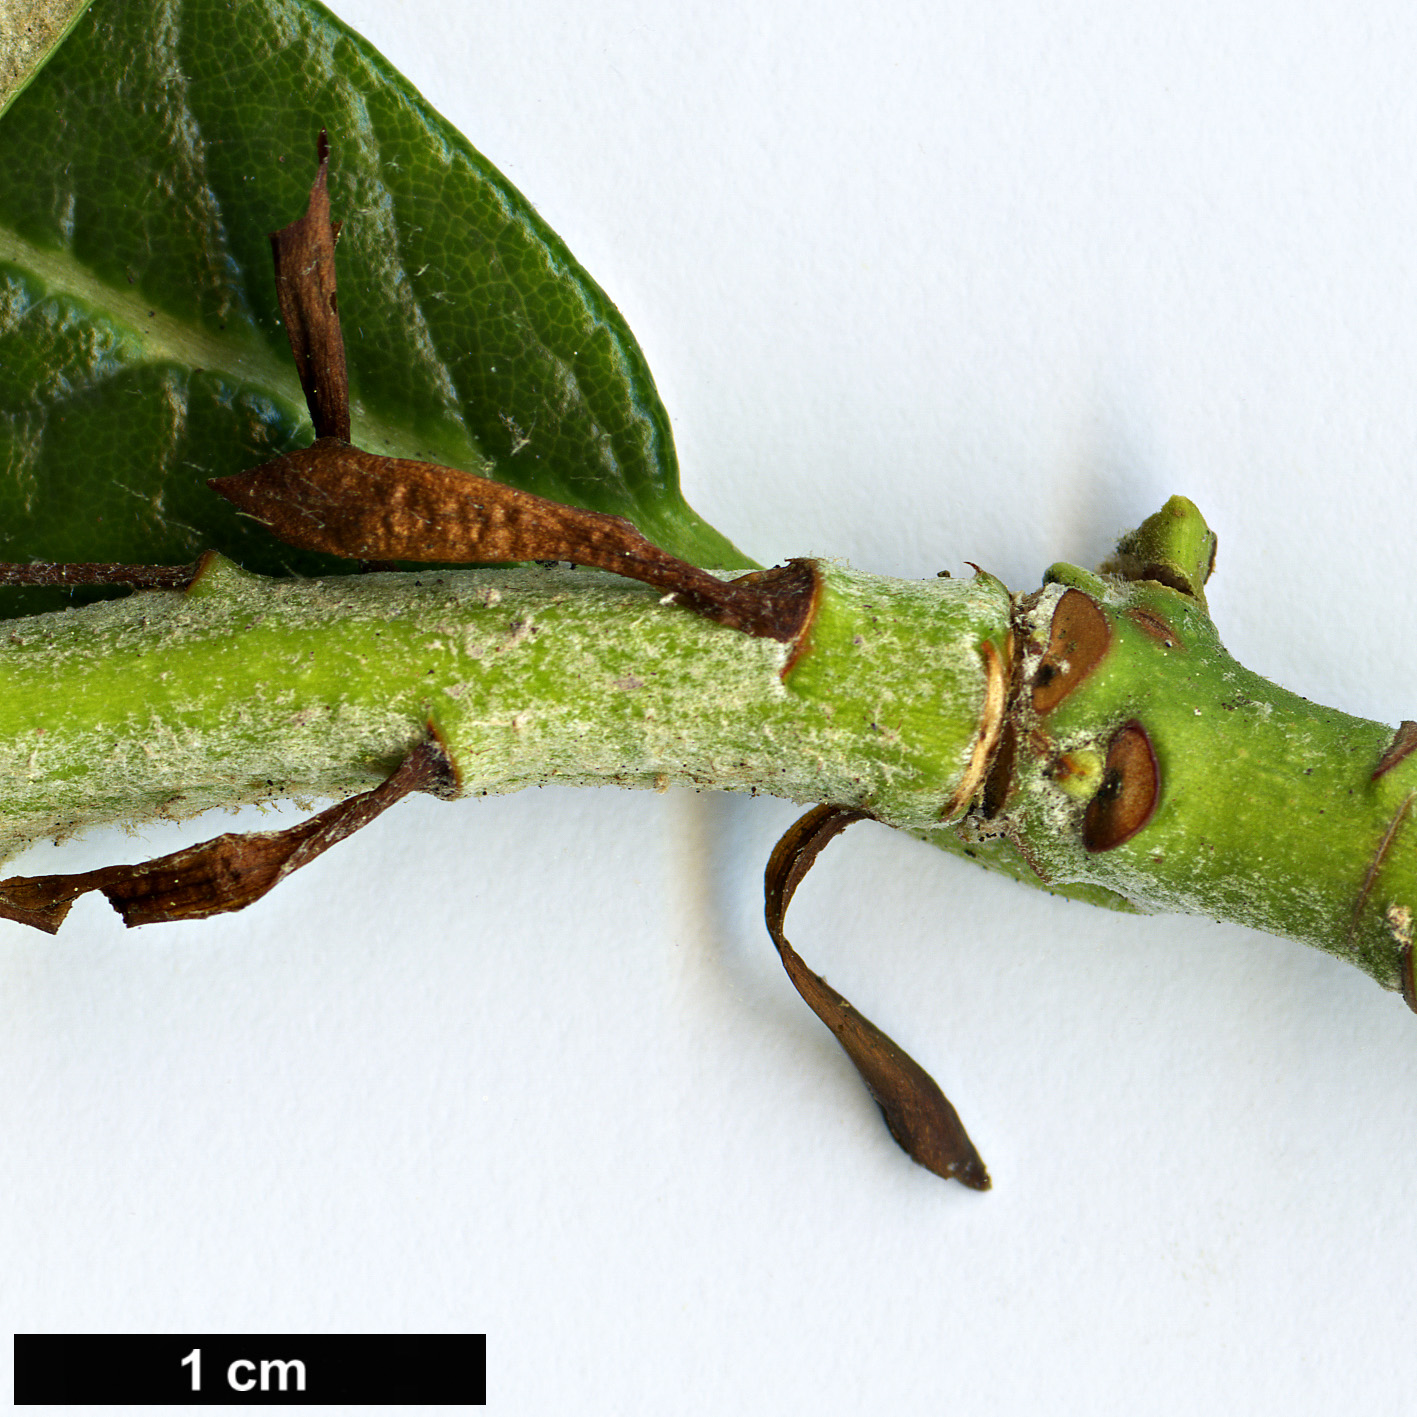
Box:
[0,0,746,617]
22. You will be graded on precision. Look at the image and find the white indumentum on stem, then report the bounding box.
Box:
[0,558,1010,860]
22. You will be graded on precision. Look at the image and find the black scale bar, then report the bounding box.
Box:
[14,1334,486,1406]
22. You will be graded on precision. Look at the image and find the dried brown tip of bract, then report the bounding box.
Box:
[212,440,820,643]
[1032,588,1111,716]
[270,129,350,441]
[764,803,991,1189]
[0,738,454,934]
[0,561,200,589]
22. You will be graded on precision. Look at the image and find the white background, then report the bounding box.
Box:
[7,1,1417,1412]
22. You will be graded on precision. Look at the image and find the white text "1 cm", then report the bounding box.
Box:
[180,1347,307,1393]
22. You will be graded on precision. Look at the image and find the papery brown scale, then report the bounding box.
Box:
[0,739,453,933]
[764,803,991,1189]
[212,440,819,643]
[244,133,818,647]
[270,129,350,442]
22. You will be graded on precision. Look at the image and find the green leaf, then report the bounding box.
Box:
[0,0,749,618]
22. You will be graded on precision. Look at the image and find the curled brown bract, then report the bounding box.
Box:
[221,135,823,652]
[270,129,350,442]
[212,440,820,643]
[764,804,991,1189]
[0,738,454,934]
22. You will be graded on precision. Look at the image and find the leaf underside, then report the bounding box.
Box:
[0,0,748,619]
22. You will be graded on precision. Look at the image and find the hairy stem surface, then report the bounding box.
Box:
[0,557,1009,860]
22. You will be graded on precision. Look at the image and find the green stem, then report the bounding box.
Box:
[0,556,1010,860]
[997,566,1417,991]
[3,503,1415,1003]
